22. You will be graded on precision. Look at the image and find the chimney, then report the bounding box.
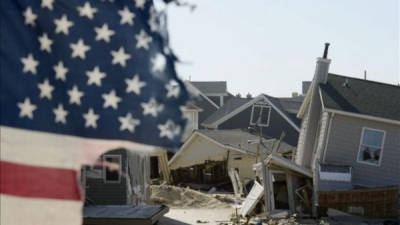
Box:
[302,81,311,95]
[314,43,331,84]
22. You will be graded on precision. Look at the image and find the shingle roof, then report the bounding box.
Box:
[319,74,400,121]
[197,129,295,155]
[190,81,227,95]
[202,97,252,125]
[202,95,303,127]
[262,95,303,126]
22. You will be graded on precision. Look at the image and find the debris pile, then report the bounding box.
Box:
[150,185,234,209]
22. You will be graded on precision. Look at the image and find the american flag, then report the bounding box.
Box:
[0,0,189,224]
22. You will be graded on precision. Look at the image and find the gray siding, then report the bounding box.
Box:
[319,180,353,191]
[323,114,400,189]
[218,104,299,146]
[85,149,128,205]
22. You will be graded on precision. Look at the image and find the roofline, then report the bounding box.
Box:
[253,153,312,178]
[317,83,400,126]
[298,73,400,119]
[184,81,220,109]
[202,94,300,132]
[168,131,249,168]
[203,93,229,97]
[324,108,400,126]
[329,73,400,89]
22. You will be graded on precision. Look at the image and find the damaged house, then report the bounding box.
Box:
[169,129,295,190]
[295,44,400,218]
[169,91,305,192]
[255,44,399,218]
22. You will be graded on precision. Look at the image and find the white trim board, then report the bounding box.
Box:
[203,94,300,132]
[323,108,400,126]
[356,127,386,167]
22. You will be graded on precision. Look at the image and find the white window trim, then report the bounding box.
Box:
[103,154,122,184]
[249,104,271,127]
[356,127,386,167]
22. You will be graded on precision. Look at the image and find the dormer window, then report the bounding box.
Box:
[357,128,385,166]
[250,103,271,127]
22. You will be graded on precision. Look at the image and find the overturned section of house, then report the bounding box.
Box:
[168,129,295,192]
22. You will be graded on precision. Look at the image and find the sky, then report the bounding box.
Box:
[167,0,399,97]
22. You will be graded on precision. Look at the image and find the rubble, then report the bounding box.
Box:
[150,185,236,209]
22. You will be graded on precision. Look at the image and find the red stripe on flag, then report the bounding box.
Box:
[0,160,82,201]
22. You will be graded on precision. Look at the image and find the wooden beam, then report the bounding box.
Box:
[286,172,295,213]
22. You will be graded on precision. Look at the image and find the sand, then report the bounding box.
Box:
[150,185,236,209]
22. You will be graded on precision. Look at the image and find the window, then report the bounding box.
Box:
[357,128,385,166]
[250,104,271,127]
[103,155,121,183]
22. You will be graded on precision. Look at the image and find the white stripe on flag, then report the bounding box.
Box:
[1,125,162,225]
[1,194,83,225]
[1,126,157,170]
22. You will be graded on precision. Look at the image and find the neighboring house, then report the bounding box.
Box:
[183,81,220,130]
[202,94,303,146]
[190,81,233,107]
[83,149,158,205]
[295,44,400,214]
[169,129,295,187]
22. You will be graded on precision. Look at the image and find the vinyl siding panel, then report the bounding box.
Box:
[324,114,400,189]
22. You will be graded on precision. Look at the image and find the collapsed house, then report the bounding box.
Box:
[256,43,400,218]
[168,129,295,191]
[168,88,305,192]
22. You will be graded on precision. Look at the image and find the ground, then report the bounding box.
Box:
[159,208,234,225]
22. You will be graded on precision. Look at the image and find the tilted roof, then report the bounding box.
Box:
[197,129,295,155]
[190,81,227,95]
[319,74,400,121]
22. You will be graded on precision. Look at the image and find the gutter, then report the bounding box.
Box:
[324,108,400,126]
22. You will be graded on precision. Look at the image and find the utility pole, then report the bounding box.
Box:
[259,127,271,217]
[249,114,272,218]
[256,116,271,218]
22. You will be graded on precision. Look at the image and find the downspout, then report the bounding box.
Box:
[322,112,334,163]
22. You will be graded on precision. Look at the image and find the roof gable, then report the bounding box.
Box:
[190,81,227,95]
[320,74,400,122]
[202,94,302,131]
[202,97,251,125]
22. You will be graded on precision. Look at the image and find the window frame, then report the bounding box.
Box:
[356,127,386,167]
[249,104,271,127]
[103,154,122,184]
